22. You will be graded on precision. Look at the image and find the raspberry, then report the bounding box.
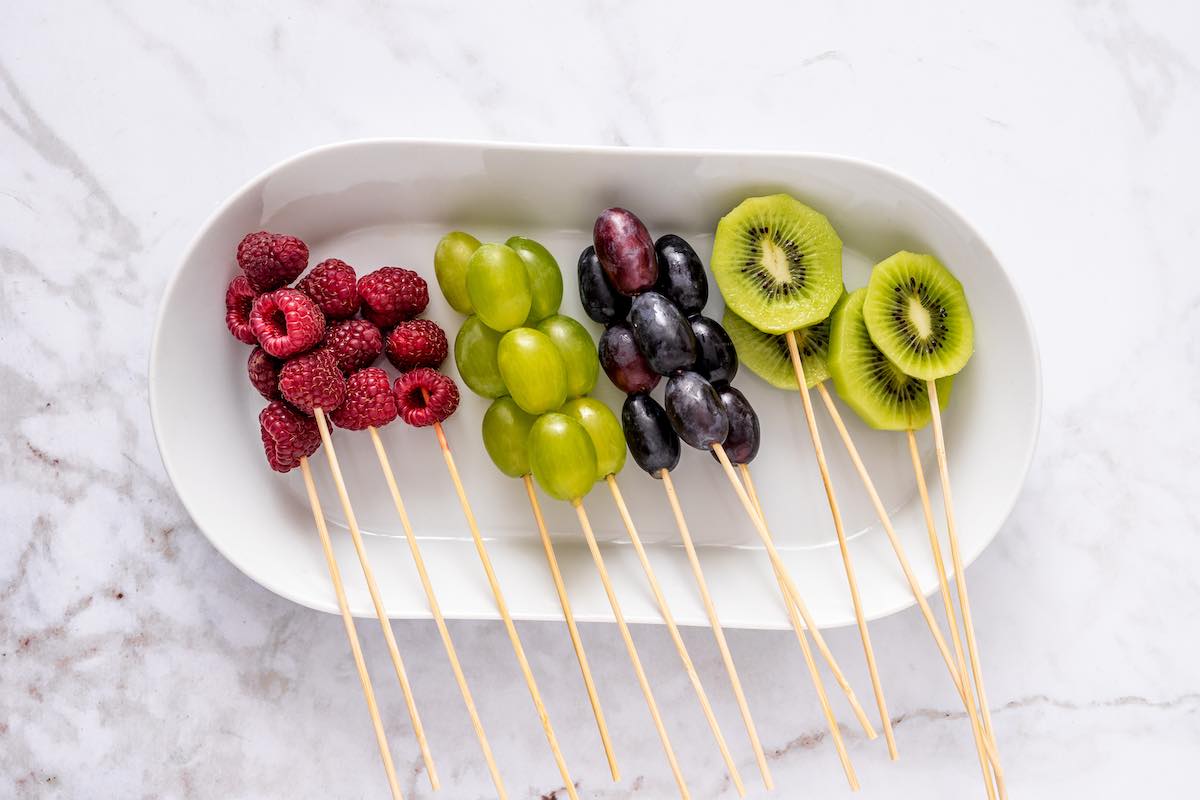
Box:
[259,400,322,473]
[330,368,398,430]
[358,267,428,327]
[237,231,310,292]
[250,289,326,358]
[279,349,346,415]
[247,347,283,400]
[224,276,258,344]
[393,368,460,427]
[385,319,448,371]
[297,258,360,320]
[323,319,383,373]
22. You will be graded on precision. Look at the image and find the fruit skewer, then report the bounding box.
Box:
[440,233,620,778]
[324,366,509,798]
[819,285,1000,792]
[739,462,860,789]
[711,195,898,758]
[256,400,404,800]
[400,376,580,800]
[856,251,1006,795]
[528,412,690,800]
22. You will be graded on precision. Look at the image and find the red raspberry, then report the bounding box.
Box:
[358,267,428,327]
[297,258,360,320]
[224,276,258,344]
[385,319,448,371]
[330,368,398,430]
[259,400,322,473]
[237,231,310,292]
[279,349,346,415]
[247,347,283,400]
[323,319,383,373]
[250,289,326,358]
[393,368,460,427]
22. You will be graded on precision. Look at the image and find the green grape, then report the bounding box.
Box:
[497,328,567,414]
[536,315,599,398]
[466,244,532,332]
[434,231,481,314]
[561,397,627,480]
[481,397,537,478]
[528,413,598,502]
[454,316,507,398]
[507,236,564,325]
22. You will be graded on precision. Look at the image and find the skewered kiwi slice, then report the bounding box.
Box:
[828,289,952,431]
[863,251,973,380]
[711,194,843,334]
[721,306,831,390]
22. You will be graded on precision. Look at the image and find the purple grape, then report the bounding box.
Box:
[599,322,660,394]
[621,393,680,477]
[629,292,696,376]
[593,208,657,295]
[577,246,631,324]
[711,383,760,465]
[664,371,729,450]
[690,315,738,384]
[654,234,708,315]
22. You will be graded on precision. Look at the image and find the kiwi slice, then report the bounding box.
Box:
[711,194,844,334]
[722,306,831,390]
[828,289,952,430]
[863,251,973,380]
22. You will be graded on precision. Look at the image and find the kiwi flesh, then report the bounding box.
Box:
[828,288,952,431]
[722,306,831,390]
[711,194,844,334]
[863,251,973,380]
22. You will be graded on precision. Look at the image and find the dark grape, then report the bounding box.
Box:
[598,322,660,394]
[711,383,759,465]
[621,393,681,477]
[577,246,631,324]
[629,292,697,375]
[593,207,657,295]
[689,315,739,384]
[654,234,708,315]
[664,371,729,450]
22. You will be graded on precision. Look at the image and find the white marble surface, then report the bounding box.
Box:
[2,1,1198,797]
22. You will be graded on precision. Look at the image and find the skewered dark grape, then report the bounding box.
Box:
[711,383,759,465]
[654,234,708,315]
[664,371,729,450]
[593,208,657,295]
[598,322,660,394]
[621,393,680,477]
[690,315,738,384]
[629,292,696,375]
[577,245,631,324]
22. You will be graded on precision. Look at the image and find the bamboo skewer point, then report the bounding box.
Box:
[298,457,404,800]
[783,331,897,760]
[312,408,439,790]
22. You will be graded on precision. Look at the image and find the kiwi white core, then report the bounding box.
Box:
[907,296,933,339]
[760,239,791,285]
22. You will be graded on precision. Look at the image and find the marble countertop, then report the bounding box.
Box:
[3,2,1197,797]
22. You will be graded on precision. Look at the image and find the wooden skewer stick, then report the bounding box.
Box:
[573,500,690,800]
[660,469,773,790]
[784,331,898,759]
[712,442,876,740]
[813,381,999,779]
[523,474,620,782]
[298,457,404,800]
[312,409,438,790]
[367,426,508,799]
[740,463,859,791]
[430,419,580,800]
[606,475,747,798]
[907,429,998,800]
[927,380,1006,798]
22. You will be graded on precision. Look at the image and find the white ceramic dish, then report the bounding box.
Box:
[149,139,1040,630]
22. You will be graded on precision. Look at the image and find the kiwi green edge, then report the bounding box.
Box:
[722,306,832,390]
